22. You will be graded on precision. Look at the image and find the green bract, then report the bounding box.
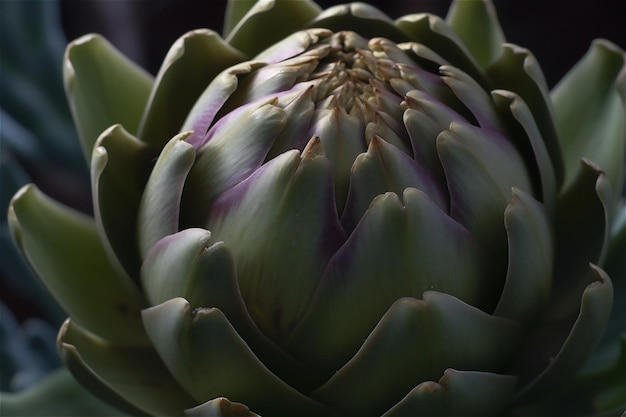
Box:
[7,0,626,416]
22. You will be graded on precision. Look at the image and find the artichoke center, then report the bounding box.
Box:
[307,31,401,118]
[276,31,422,212]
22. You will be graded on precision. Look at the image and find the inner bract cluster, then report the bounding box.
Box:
[177,28,535,361]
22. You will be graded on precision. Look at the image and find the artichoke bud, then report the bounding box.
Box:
[8,1,624,415]
[180,27,538,339]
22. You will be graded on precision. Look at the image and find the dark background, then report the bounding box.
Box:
[61,0,626,89]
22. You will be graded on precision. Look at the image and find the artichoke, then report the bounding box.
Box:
[6,0,626,415]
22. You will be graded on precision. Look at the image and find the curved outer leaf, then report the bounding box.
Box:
[182,98,287,226]
[486,43,564,187]
[493,188,553,322]
[210,54,316,120]
[491,90,558,215]
[141,228,327,392]
[512,265,614,406]
[253,28,333,65]
[141,229,239,310]
[594,208,626,358]
[223,0,257,38]
[508,160,617,409]
[181,61,266,148]
[401,89,466,192]
[395,13,489,90]
[226,0,322,58]
[551,39,625,203]
[63,34,153,160]
[91,124,156,282]
[137,29,245,148]
[180,28,328,154]
[382,369,517,416]
[437,120,534,274]
[205,144,346,342]
[137,132,195,258]
[267,81,318,159]
[309,106,367,212]
[309,294,522,416]
[8,185,147,346]
[552,160,613,320]
[307,2,409,43]
[285,188,489,375]
[142,298,334,416]
[438,65,503,132]
[445,0,505,68]
[58,319,196,417]
[439,64,558,213]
